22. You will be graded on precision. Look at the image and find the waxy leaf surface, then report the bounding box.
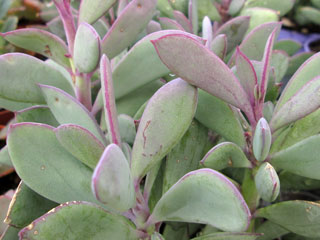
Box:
[244,0,294,16]
[2,29,70,67]
[256,201,320,238]
[0,54,73,111]
[131,78,197,180]
[274,39,301,56]
[78,0,117,24]
[40,85,107,145]
[101,0,157,59]
[271,135,320,180]
[201,142,251,170]
[55,124,105,169]
[152,33,254,121]
[149,169,251,232]
[211,34,227,60]
[191,232,260,240]
[16,106,59,127]
[19,202,138,240]
[7,123,98,204]
[92,144,135,212]
[159,17,185,31]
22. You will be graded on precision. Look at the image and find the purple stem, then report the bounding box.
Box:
[53,0,76,55]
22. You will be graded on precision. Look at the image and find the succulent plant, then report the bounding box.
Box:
[0,0,320,240]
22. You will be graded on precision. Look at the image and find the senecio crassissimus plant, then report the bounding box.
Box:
[0,0,320,239]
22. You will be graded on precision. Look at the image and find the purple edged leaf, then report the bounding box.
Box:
[152,33,255,124]
[146,20,161,34]
[74,23,100,73]
[131,78,197,180]
[19,202,138,239]
[213,16,250,54]
[148,169,251,232]
[100,55,121,146]
[173,10,193,33]
[235,47,257,105]
[101,0,157,59]
[270,76,320,131]
[229,22,281,66]
[2,28,70,68]
[92,144,135,212]
[159,17,185,31]
[259,29,277,104]
[275,52,320,112]
[39,85,107,145]
[0,53,74,111]
[79,0,117,25]
[55,124,105,169]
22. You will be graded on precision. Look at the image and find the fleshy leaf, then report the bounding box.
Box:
[16,106,59,127]
[271,135,320,180]
[55,124,105,169]
[101,0,157,59]
[255,163,280,202]
[256,201,320,238]
[0,53,73,111]
[74,23,100,73]
[201,142,251,170]
[235,47,257,105]
[92,144,135,212]
[173,10,192,33]
[274,39,301,56]
[4,182,57,228]
[148,169,251,232]
[243,0,294,16]
[1,225,19,240]
[213,16,250,54]
[19,202,138,239]
[163,120,208,194]
[100,55,121,145]
[78,0,117,24]
[0,146,13,178]
[211,34,227,60]
[191,232,261,240]
[275,52,320,112]
[159,17,185,31]
[202,16,212,48]
[117,114,136,145]
[229,22,281,66]
[7,123,99,204]
[2,29,70,68]
[195,89,246,148]
[152,33,254,123]
[131,78,197,180]
[270,50,289,83]
[40,85,107,145]
[112,30,203,99]
[279,171,320,191]
[270,76,320,131]
[252,118,272,161]
[256,221,289,240]
[286,52,314,77]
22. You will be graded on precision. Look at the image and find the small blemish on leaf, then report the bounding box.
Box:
[34,230,38,235]
[27,223,34,230]
[120,28,124,32]
[40,165,45,170]
[306,206,312,212]
[44,45,52,57]
[55,97,59,102]
[228,159,233,166]
[137,3,142,8]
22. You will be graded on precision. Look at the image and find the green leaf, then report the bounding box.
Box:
[101,0,157,59]
[214,16,250,54]
[198,0,221,22]
[1,225,19,240]
[152,33,254,122]
[254,162,280,202]
[256,201,320,238]
[271,135,320,180]
[0,53,74,111]
[253,118,272,161]
[2,28,70,68]
[40,85,107,145]
[0,146,13,178]
[211,34,227,60]
[300,7,320,25]
[270,50,289,83]
[270,76,320,131]
[173,10,193,33]
[279,171,320,191]
[274,39,301,56]
[55,124,105,169]
[74,23,100,73]
[1,16,18,33]
[16,106,59,127]
[256,221,289,240]
[117,114,136,145]
[7,123,98,204]
[92,144,135,212]
[159,17,185,30]
[163,120,208,194]
[78,0,117,24]
[157,0,174,17]
[19,202,138,240]
[0,192,11,234]
[112,30,203,99]
[276,52,320,112]
[4,182,57,228]
[131,78,197,180]
[148,169,251,232]
[201,142,251,170]
[195,89,246,148]
[286,52,313,77]
[191,232,261,240]
[163,223,188,240]
[0,0,11,19]
[243,0,295,16]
